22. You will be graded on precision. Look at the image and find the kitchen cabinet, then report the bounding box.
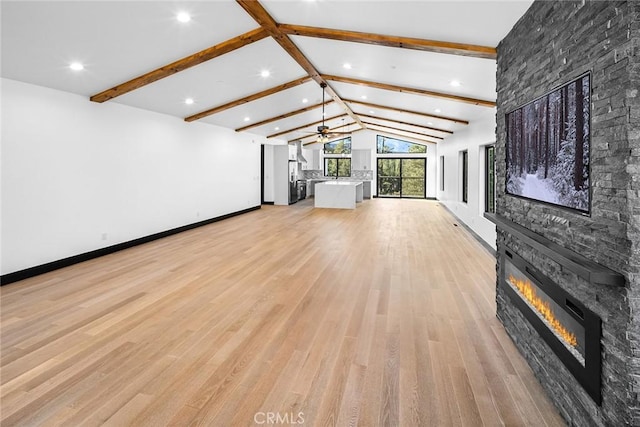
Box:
[303,150,321,170]
[307,179,370,199]
[307,179,327,197]
[361,181,372,199]
[351,149,371,171]
[315,181,363,209]
[288,144,297,161]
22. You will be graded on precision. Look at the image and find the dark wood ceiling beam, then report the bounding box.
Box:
[357,113,453,134]
[267,113,348,139]
[279,24,496,60]
[323,74,496,108]
[184,76,311,122]
[90,27,269,103]
[343,98,468,125]
[235,100,333,132]
[364,122,439,144]
[361,121,442,142]
[236,0,365,129]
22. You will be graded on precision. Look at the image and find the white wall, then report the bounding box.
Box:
[1,78,263,275]
[436,111,497,249]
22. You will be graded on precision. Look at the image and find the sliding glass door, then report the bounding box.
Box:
[378,158,401,197]
[377,158,426,198]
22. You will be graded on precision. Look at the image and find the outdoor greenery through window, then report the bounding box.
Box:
[485,146,496,213]
[325,158,351,177]
[376,135,426,154]
[324,137,351,154]
[462,150,468,203]
[377,158,426,198]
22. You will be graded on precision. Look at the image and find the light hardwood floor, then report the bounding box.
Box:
[0,199,565,426]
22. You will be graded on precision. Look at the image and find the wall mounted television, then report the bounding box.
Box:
[506,73,590,214]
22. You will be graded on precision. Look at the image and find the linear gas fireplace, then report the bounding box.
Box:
[500,248,602,404]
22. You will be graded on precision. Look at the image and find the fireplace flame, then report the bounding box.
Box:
[508,275,578,348]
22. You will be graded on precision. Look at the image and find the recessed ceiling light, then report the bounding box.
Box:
[274,126,280,131]
[361,95,367,100]
[343,63,352,69]
[244,117,250,122]
[185,98,194,105]
[302,98,308,104]
[177,12,191,23]
[69,62,84,71]
[260,69,270,78]
[369,110,375,114]
[435,108,441,113]
[427,122,433,126]
[450,80,462,87]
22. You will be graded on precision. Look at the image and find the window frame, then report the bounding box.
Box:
[323,137,352,155]
[324,157,352,178]
[485,145,496,213]
[376,135,427,154]
[376,157,426,199]
[461,150,468,203]
[440,155,445,191]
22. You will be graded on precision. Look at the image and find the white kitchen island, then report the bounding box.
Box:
[314,181,363,209]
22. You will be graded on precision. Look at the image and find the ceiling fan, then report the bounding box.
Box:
[305,83,351,143]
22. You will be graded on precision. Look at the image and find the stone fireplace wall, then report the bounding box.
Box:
[495,1,640,425]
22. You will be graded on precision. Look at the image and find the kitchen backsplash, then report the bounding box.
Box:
[303,170,323,178]
[303,170,373,180]
[351,170,374,179]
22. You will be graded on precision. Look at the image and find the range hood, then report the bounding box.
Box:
[295,141,307,164]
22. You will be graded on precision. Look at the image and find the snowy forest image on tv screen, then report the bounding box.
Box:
[506,74,590,213]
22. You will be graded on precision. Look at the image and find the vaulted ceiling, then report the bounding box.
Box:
[1,0,534,146]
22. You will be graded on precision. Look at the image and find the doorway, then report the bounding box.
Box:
[377,158,426,198]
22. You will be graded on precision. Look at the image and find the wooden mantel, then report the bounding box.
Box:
[485,213,626,287]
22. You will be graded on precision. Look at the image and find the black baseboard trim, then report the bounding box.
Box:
[1,205,261,286]
[438,203,496,257]
[261,201,275,205]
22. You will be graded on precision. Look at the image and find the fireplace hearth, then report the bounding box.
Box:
[500,248,601,404]
[487,212,628,425]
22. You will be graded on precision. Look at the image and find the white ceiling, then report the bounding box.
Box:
[1,0,534,144]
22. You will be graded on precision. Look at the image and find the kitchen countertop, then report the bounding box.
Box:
[307,178,371,182]
[316,181,363,186]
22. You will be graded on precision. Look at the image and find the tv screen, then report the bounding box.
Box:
[506,73,590,214]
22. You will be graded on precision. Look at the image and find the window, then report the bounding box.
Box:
[462,150,468,203]
[376,135,426,154]
[325,158,351,177]
[324,137,351,154]
[440,155,445,191]
[485,146,496,213]
[377,158,426,198]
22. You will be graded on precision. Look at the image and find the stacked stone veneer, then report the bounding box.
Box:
[496,1,640,425]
